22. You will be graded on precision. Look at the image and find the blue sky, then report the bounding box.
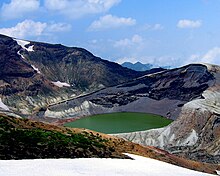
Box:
[1,0,220,67]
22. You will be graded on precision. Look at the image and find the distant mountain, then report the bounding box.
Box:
[121,62,153,71]
[121,61,171,71]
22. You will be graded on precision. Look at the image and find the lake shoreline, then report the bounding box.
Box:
[63,112,173,134]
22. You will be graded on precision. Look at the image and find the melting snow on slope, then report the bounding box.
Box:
[26,45,34,52]
[52,81,70,88]
[14,39,34,52]
[0,153,215,176]
[31,65,41,74]
[0,98,9,111]
[17,50,25,59]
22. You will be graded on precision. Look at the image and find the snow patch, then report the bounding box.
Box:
[14,39,29,48]
[14,39,34,52]
[52,81,70,88]
[0,98,9,111]
[26,45,34,52]
[0,154,214,176]
[31,65,41,74]
[214,150,219,155]
[98,84,105,89]
[17,51,25,59]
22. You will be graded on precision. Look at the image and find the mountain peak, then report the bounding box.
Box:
[121,61,153,71]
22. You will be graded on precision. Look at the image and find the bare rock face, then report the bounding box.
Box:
[0,34,64,114]
[45,64,214,121]
[115,64,220,164]
[22,42,142,90]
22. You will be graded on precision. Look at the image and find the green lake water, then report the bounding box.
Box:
[64,112,172,134]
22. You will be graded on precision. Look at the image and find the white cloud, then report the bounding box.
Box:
[0,20,46,38]
[88,14,136,31]
[142,23,164,31]
[116,57,138,64]
[44,0,121,18]
[119,47,220,68]
[0,20,71,38]
[177,19,202,29]
[116,55,179,68]
[152,56,180,67]
[44,0,68,11]
[185,47,220,65]
[132,34,142,43]
[153,24,164,30]
[114,34,142,48]
[46,23,72,32]
[202,47,220,63]
[0,0,40,20]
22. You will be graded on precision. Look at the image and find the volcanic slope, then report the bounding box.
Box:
[0,114,219,175]
[0,34,152,115]
[45,63,214,121]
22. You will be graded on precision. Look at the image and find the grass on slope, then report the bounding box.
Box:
[64,112,173,134]
[0,115,117,159]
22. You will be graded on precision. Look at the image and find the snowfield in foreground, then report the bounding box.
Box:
[0,154,215,176]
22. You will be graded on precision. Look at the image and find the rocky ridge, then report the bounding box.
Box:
[0,34,145,115]
[44,64,214,121]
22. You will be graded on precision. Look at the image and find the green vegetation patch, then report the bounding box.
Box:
[0,115,114,159]
[64,112,173,134]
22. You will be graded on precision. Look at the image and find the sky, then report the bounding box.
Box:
[0,0,220,67]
